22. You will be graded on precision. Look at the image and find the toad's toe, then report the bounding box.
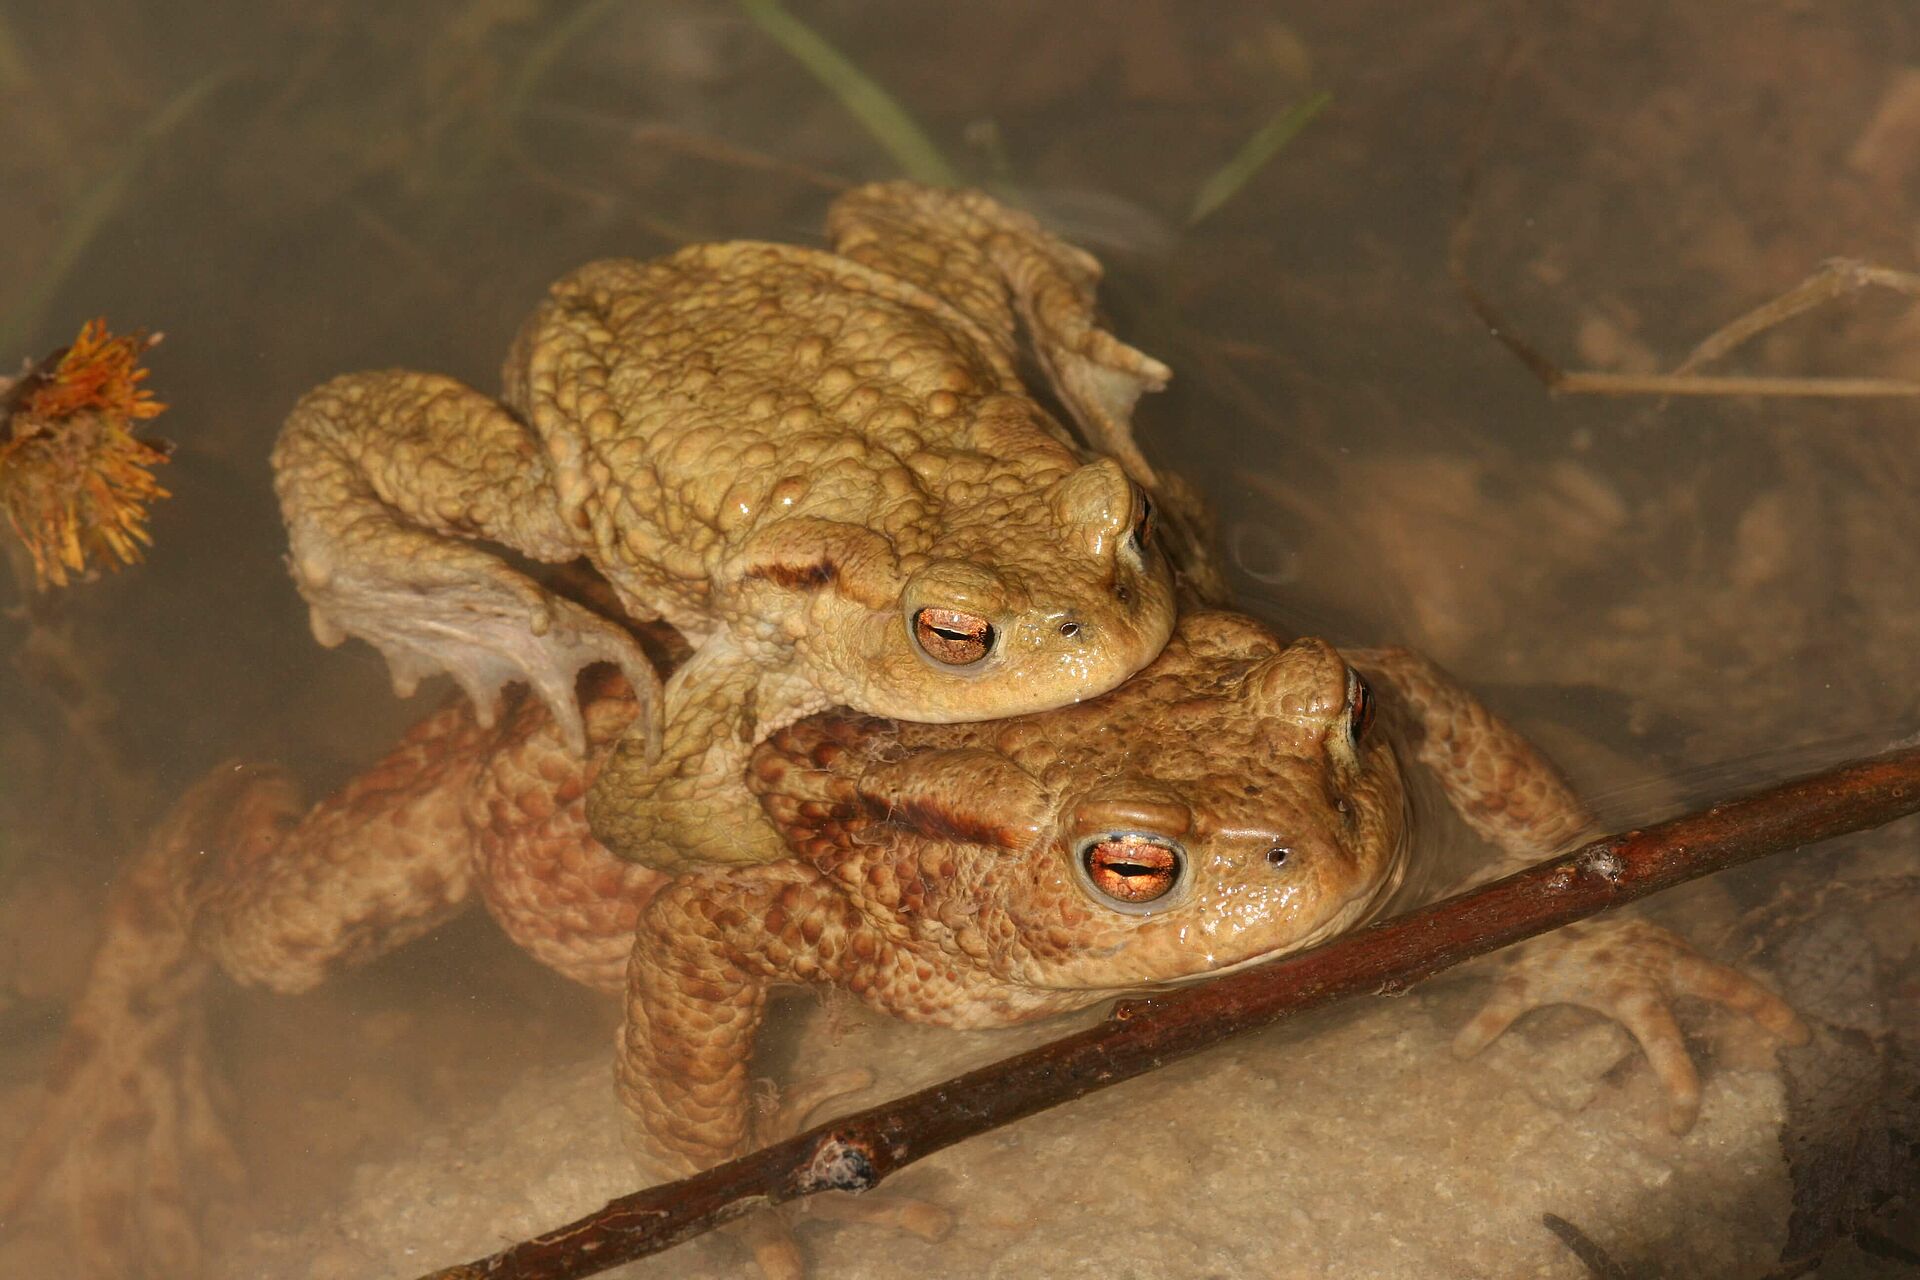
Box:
[1453,919,1807,1135]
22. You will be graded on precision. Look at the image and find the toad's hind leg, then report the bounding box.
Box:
[1346,644,1597,867]
[1352,645,1808,1133]
[1,703,492,1279]
[274,370,661,754]
[827,183,1230,603]
[827,182,1171,485]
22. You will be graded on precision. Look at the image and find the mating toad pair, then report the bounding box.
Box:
[5,183,1804,1280]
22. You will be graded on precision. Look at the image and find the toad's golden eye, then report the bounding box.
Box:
[1128,489,1155,557]
[913,607,995,666]
[1077,833,1186,912]
[1346,668,1376,749]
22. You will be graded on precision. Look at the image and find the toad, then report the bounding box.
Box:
[1,612,1804,1279]
[272,182,1179,872]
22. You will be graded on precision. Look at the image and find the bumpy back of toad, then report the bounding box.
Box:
[751,611,1411,998]
[496,193,1185,731]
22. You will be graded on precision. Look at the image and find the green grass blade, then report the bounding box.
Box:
[1187,89,1330,227]
[501,0,624,124]
[737,0,958,187]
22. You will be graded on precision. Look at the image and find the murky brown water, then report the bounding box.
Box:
[3,2,1917,1276]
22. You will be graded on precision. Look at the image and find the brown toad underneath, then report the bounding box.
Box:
[272,182,1179,873]
[2,612,1805,1279]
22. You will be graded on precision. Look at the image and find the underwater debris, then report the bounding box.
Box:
[1540,1213,1636,1279]
[0,318,172,590]
[1746,877,1920,1275]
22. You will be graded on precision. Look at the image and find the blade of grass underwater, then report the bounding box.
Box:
[501,0,624,125]
[736,0,959,187]
[1187,89,1330,227]
[1,67,232,356]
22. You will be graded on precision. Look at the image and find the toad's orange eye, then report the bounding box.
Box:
[913,607,994,666]
[1346,669,1376,748]
[1078,833,1186,912]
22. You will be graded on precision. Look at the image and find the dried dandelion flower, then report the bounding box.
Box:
[0,318,173,589]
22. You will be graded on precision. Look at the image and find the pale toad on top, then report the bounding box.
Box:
[272,182,1178,871]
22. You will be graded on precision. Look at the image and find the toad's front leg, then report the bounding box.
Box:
[589,630,830,871]
[618,864,829,1176]
[619,870,945,1278]
[274,371,661,754]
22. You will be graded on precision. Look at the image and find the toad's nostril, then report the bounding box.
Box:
[913,607,995,666]
[1059,620,1082,637]
[1266,846,1290,868]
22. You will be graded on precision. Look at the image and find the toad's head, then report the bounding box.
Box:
[797,455,1177,725]
[754,613,1409,997]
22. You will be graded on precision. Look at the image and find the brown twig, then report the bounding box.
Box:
[421,743,1920,1280]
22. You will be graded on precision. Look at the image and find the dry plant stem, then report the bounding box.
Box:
[1452,218,1920,399]
[421,744,1920,1280]
[1671,258,1920,375]
[1532,370,1920,398]
[1451,41,1920,400]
